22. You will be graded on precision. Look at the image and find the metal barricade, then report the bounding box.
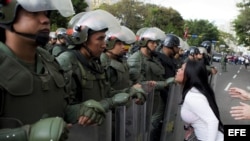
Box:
[67,111,112,141]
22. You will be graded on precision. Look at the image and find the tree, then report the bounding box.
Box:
[99,0,148,32]
[233,5,250,46]
[99,0,184,36]
[184,19,219,47]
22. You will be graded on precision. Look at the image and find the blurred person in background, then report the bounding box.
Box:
[220,53,227,72]
[150,33,180,141]
[45,31,57,52]
[51,27,69,57]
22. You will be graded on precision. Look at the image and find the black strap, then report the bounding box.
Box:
[0,87,3,116]
[72,50,104,74]
[55,45,68,57]
[72,50,89,69]
[71,73,83,103]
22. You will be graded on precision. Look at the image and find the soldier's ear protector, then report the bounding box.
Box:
[138,37,148,47]
[106,36,118,50]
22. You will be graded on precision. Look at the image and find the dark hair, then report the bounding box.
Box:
[181,60,224,133]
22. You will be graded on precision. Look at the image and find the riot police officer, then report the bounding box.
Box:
[127,27,176,140]
[56,10,144,141]
[101,26,145,103]
[45,31,57,52]
[150,33,180,141]
[0,0,109,141]
[220,52,227,72]
[185,46,200,61]
[200,40,213,64]
[101,25,146,140]
[51,27,69,56]
[127,27,149,56]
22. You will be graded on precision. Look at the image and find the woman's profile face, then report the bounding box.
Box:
[175,63,186,84]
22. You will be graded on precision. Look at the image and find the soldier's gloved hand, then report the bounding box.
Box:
[155,77,176,90]
[111,93,131,107]
[78,99,106,126]
[130,86,146,105]
[100,93,130,110]
[0,117,68,141]
[25,117,68,141]
[166,77,175,85]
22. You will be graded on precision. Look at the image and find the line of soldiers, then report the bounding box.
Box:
[0,0,217,140]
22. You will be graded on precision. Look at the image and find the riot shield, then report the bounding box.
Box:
[144,84,155,141]
[160,84,184,141]
[115,101,138,141]
[114,83,155,141]
[134,84,155,141]
[209,72,218,91]
[67,111,112,141]
[115,106,126,141]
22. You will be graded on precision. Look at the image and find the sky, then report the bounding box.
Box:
[142,0,241,29]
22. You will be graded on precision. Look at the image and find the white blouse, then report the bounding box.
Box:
[181,87,224,141]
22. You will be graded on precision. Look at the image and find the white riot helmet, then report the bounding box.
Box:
[0,0,75,46]
[198,47,208,55]
[105,26,136,50]
[49,32,57,39]
[67,9,121,45]
[138,27,166,47]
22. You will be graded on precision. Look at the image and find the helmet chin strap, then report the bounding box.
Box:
[106,50,123,59]
[11,25,49,47]
[170,47,176,57]
[83,45,97,59]
[14,31,49,47]
[146,46,157,57]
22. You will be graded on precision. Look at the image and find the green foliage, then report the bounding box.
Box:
[99,0,184,36]
[233,6,250,46]
[47,0,232,50]
[184,19,219,47]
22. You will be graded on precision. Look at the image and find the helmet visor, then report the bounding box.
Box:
[17,0,75,17]
[140,27,166,41]
[76,9,121,34]
[68,12,86,29]
[107,26,136,44]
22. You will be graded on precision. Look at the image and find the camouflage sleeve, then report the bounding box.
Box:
[56,51,81,104]
[127,52,143,84]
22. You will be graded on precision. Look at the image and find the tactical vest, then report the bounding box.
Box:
[127,51,165,83]
[101,53,130,90]
[52,44,68,57]
[57,51,110,102]
[0,43,67,125]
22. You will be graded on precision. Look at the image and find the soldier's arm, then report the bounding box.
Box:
[127,53,143,84]
[65,93,130,126]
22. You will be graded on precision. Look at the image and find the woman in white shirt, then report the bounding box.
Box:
[175,60,224,141]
